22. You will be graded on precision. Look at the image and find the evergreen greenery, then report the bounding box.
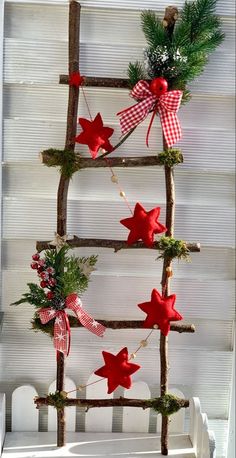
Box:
[158,236,190,261]
[128,0,224,102]
[158,149,183,167]
[12,283,51,308]
[12,247,98,334]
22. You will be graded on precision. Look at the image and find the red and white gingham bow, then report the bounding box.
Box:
[38,293,105,356]
[117,80,182,148]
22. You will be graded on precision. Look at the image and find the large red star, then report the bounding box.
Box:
[138,289,183,336]
[120,202,166,247]
[94,347,140,394]
[75,113,114,159]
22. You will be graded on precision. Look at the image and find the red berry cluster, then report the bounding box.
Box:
[31,253,56,300]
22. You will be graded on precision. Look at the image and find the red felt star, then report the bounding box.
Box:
[75,113,114,159]
[94,347,140,394]
[120,202,166,247]
[138,289,183,336]
[69,72,84,87]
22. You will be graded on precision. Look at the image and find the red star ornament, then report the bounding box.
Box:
[120,202,166,248]
[69,71,84,87]
[94,347,140,394]
[138,289,183,336]
[75,113,114,159]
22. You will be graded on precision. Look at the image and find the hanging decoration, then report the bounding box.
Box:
[117,79,182,147]
[39,293,105,356]
[13,247,105,355]
[75,113,114,159]
[94,347,141,394]
[138,289,183,336]
[120,202,166,247]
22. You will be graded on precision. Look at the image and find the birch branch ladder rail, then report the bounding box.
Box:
[6,0,229,456]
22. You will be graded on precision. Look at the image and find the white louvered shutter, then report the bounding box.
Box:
[0,2,235,457]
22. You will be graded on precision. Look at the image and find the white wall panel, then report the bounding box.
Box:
[4,5,235,53]
[2,165,235,207]
[3,86,235,130]
[3,39,235,94]
[2,242,235,281]
[2,197,235,247]
[3,119,235,172]
[4,0,235,16]
[2,271,235,322]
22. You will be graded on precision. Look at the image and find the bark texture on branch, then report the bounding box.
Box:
[55,0,81,447]
[60,75,130,88]
[35,396,189,410]
[40,152,182,170]
[70,320,195,333]
[160,162,176,454]
[36,237,200,253]
[159,7,179,452]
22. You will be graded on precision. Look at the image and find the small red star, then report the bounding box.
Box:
[120,202,166,247]
[69,72,84,87]
[94,347,140,394]
[75,113,114,159]
[138,289,183,336]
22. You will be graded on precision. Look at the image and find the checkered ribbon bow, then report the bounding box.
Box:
[38,293,106,356]
[117,80,182,148]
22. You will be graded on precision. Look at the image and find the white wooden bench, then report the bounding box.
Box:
[0,378,216,457]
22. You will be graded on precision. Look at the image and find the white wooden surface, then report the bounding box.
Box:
[2,432,196,457]
[0,384,216,457]
[11,386,38,432]
[0,394,6,452]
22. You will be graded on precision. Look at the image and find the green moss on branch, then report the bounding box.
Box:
[40,148,80,178]
[158,236,190,261]
[149,394,184,416]
[157,149,183,167]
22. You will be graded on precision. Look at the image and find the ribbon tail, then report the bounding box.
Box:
[146,107,158,147]
[117,98,156,136]
[53,311,68,356]
[158,93,182,148]
[66,293,106,338]
[77,309,106,337]
[64,312,71,357]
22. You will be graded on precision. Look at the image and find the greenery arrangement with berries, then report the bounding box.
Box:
[13,247,97,316]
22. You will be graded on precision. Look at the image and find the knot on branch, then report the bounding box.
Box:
[158,236,190,261]
[149,394,184,416]
[40,148,80,178]
[157,149,183,167]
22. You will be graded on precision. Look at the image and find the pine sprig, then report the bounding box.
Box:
[12,283,50,308]
[128,62,147,87]
[128,0,224,100]
[12,249,98,311]
[141,10,169,49]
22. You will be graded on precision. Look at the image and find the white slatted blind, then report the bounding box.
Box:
[1,2,235,457]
